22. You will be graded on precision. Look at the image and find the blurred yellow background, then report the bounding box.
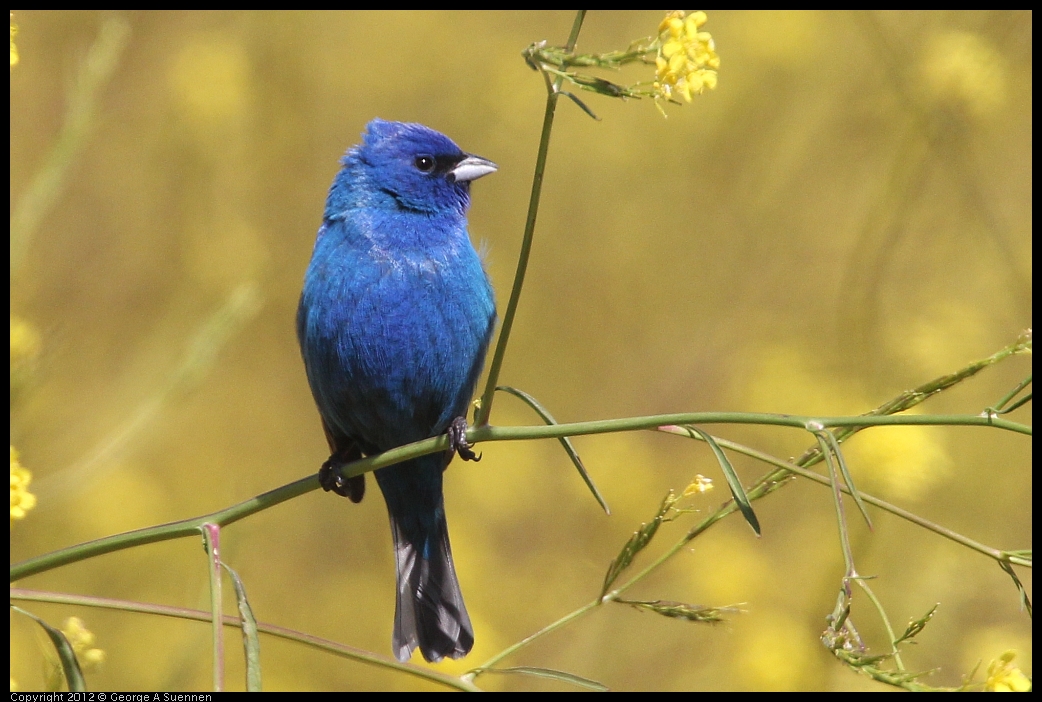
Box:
[10,10,1031,691]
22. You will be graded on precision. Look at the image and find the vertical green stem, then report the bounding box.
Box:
[475,10,587,427]
[815,432,855,582]
[201,523,225,692]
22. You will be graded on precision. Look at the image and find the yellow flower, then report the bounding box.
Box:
[44,618,106,690]
[984,650,1032,692]
[10,316,40,363]
[920,30,1005,119]
[10,446,36,523]
[683,474,714,496]
[654,10,719,110]
[10,12,17,68]
[169,36,251,130]
[62,617,106,668]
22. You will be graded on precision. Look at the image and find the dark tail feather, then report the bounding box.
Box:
[388,509,473,662]
[376,457,474,663]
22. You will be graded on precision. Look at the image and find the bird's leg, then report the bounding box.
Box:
[448,416,481,462]
[319,442,365,503]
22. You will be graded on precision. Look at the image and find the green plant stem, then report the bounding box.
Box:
[672,429,1028,567]
[990,374,1032,414]
[471,420,1031,672]
[466,600,601,680]
[11,475,315,582]
[471,489,732,675]
[10,410,1029,583]
[855,578,904,670]
[474,10,587,427]
[469,412,1029,439]
[814,432,857,585]
[10,589,480,692]
[201,524,224,692]
[812,426,906,668]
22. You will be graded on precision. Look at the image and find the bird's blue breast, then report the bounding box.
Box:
[298,207,495,454]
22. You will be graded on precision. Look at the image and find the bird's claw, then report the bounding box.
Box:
[448,416,481,462]
[319,457,365,502]
[319,458,349,494]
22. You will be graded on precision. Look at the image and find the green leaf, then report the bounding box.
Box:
[998,560,1032,618]
[11,606,87,692]
[222,563,262,692]
[683,426,760,536]
[819,429,873,530]
[476,666,609,691]
[989,374,1032,414]
[559,90,601,120]
[497,386,610,515]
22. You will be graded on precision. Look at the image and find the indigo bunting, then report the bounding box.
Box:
[297,119,497,662]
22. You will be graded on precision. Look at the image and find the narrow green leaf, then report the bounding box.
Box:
[894,604,939,645]
[998,561,1032,618]
[683,426,760,536]
[602,491,677,595]
[820,429,873,530]
[559,91,601,120]
[1000,392,1032,414]
[497,385,610,515]
[222,563,262,692]
[476,666,609,691]
[11,606,87,692]
[989,374,1032,414]
[815,432,857,577]
[827,587,853,633]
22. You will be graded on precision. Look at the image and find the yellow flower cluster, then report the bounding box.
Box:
[10,446,36,523]
[62,617,107,670]
[654,11,719,104]
[984,650,1032,692]
[44,617,106,691]
[10,12,17,68]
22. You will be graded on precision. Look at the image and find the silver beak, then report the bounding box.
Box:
[449,155,497,183]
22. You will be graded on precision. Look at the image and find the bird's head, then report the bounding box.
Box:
[342,119,496,216]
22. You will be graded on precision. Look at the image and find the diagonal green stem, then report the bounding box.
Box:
[854,578,904,670]
[10,588,480,692]
[10,475,316,582]
[661,428,1029,566]
[475,10,587,427]
[11,16,130,274]
[471,419,1031,673]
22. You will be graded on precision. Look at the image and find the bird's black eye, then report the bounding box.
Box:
[414,155,435,173]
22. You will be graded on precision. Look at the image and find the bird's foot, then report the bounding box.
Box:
[319,456,365,503]
[448,416,481,462]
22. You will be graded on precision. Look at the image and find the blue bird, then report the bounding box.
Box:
[297,119,497,662]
